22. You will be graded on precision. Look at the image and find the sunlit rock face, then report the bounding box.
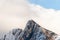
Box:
[0,20,59,40]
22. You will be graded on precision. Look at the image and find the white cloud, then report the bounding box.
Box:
[29,4,60,35]
[0,0,31,32]
[0,0,60,35]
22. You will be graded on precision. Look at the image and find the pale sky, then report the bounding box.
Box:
[29,0,60,10]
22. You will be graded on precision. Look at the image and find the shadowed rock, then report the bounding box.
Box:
[20,20,47,40]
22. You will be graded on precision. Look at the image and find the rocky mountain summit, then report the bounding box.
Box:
[0,20,60,40]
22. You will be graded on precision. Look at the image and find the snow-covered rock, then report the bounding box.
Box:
[0,20,60,40]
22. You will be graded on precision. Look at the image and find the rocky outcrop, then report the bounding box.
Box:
[0,20,59,40]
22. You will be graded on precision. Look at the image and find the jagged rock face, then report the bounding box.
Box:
[0,20,59,40]
[20,20,47,40]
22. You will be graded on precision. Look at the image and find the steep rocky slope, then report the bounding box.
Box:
[0,20,59,40]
